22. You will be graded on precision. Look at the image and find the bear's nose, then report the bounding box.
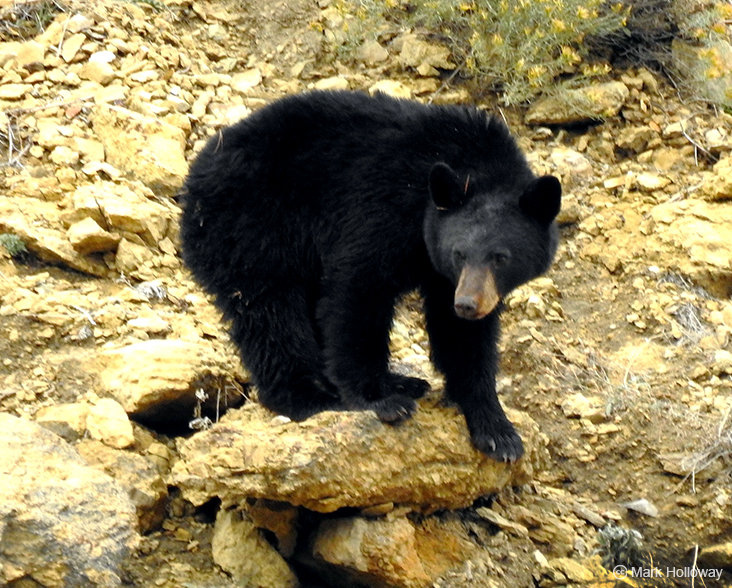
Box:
[454,296,479,319]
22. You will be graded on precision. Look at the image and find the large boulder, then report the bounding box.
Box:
[171,401,548,513]
[0,414,138,587]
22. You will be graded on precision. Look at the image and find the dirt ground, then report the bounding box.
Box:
[1,0,731,586]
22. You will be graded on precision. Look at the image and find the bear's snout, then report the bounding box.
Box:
[454,266,500,320]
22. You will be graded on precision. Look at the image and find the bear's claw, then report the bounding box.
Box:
[370,394,417,424]
[472,428,524,463]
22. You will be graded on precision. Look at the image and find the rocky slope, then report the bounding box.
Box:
[1,0,732,587]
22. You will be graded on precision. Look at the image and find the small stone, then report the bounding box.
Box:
[635,173,671,192]
[526,82,629,125]
[66,13,95,33]
[0,83,31,100]
[548,558,595,583]
[61,33,86,62]
[369,79,413,99]
[357,40,389,64]
[89,50,116,64]
[35,402,91,441]
[698,542,732,570]
[129,70,159,83]
[79,61,116,85]
[67,217,120,254]
[127,315,171,334]
[115,238,153,274]
[713,349,732,374]
[619,499,659,517]
[231,68,262,94]
[313,76,349,91]
[87,398,135,449]
[16,40,45,69]
[49,145,80,166]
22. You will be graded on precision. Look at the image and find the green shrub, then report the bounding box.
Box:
[332,0,629,104]
[0,233,28,258]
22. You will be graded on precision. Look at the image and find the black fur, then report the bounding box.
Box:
[180,90,561,462]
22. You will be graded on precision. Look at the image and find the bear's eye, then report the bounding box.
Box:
[453,249,467,265]
[491,251,511,267]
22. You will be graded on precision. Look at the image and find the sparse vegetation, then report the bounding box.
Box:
[596,524,649,569]
[0,0,66,41]
[333,0,732,107]
[0,233,28,258]
[332,0,629,104]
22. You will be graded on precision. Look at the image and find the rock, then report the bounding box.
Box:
[357,40,389,64]
[35,402,91,441]
[0,414,137,587]
[127,313,171,334]
[61,32,86,62]
[87,397,135,449]
[308,514,481,588]
[560,393,606,423]
[547,558,595,583]
[650,199,732,296]
[703,155,732,201]
[397,34,455,71]
[67,217,121,254]
[712,349,732,374]
[171,403,547,512]
[548,148,593,189]
[115,237,154,273]
[508,505,576,556]
[635,172,671,192]
[0,196,109,277]
[231,68,262,94]
[698,542,732,570]
[92,339,242,428]
[311,516,431,588]
[475,507,529,537]
[369,80,413,99]
[76,439,168,533]
[247,500,299,558]
[79,60,116,85]
[49,145,81,166]
[313,76,350,91]
[70,182,174,247]
[212,508,299,588]
[0,83,31,100]
[525,82,630,125]
[90,104,189,195]
[616,126,656,153]
[16,40,45,69]
[619,498,659,517]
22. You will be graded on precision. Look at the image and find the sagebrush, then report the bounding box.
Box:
[332,0,629,104]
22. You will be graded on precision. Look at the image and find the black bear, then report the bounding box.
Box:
[180,90,561,462]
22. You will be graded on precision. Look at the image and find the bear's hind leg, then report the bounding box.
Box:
[227,288,342,421]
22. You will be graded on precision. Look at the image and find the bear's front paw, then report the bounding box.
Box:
[370,394,417,424]
[383,373,430,399]
[472,427,524,463]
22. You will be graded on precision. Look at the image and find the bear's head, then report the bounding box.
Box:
[424,162,561,320]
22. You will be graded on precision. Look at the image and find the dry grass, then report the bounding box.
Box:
[0,0,66,41]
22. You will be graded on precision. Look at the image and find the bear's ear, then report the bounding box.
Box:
[429,163,465,211]
[519,175,562,226]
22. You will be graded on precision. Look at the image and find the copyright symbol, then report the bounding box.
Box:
[613,565,627,579]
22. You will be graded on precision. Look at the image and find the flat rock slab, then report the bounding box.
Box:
[92,339,244,428]
[172,403,548,513]
[0,414,137,587]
